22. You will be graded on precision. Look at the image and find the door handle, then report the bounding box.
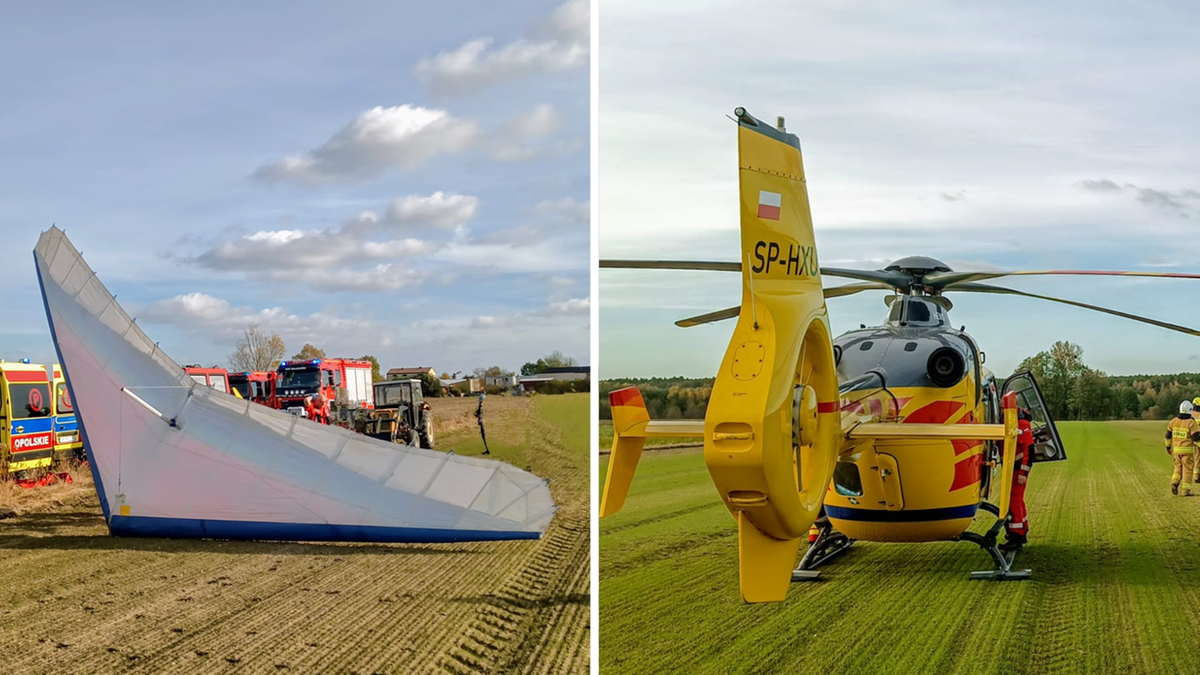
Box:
[15,426,24,434]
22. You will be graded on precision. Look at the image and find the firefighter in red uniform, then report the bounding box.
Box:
[312,391,327,424]
[1003,408,1035,550]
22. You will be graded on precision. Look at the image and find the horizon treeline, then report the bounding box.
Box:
[600,342,1200,422]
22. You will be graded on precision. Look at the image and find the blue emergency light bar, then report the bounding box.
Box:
[21,358,30,364]
[311,359,321,364]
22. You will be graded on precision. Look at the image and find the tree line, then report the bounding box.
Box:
[226,323,583,398]
[600,341,1200,422]
[1017,340,1200,421]
[598,377,713,421]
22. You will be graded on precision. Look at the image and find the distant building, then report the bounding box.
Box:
[518,376,556,393]
[542,366,590,382]
[388,367,437,380]
[440,378,482,395]
[485,375,519,389]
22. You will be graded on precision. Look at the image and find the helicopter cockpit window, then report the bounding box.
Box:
[907,301,931,323]
[833,462,864,497]
[886,296,948,327]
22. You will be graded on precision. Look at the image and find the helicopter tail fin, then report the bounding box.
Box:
[738,511,805,602]
[703,109,841,603]
[600,388,651,517]
[602,388,706,518]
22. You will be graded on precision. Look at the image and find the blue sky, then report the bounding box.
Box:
[0,1,589,375]
[599,0,1200,379]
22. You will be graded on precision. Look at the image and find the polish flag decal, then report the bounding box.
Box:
[757,190,782,220]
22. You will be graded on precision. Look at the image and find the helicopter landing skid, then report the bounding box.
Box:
[791,518,854,582]
[961,504,1031,580]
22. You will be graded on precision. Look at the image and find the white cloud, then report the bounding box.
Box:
[346,192,480,233]
[534,196,590,225]
[541,297,590,315]
[505,103,563,139]
[294,264,430,292]
[137,292,376,342]
[254,103,581,184]
[194,229,436,272]
[454,296,591,331]
[188,192,478,284]
[253,105,482,184]
[434,237,588,274]
[414,0,590,96]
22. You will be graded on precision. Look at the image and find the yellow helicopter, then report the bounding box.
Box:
[600,106,1200,604]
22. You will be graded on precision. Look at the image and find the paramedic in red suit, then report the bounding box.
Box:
[1003,409,1035,550]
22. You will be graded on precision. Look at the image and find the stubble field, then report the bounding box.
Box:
[0,393,589,674]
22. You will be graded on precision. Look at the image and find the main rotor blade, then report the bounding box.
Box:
[927,268,1200,289]
[676,306,740,327]
[601,259,911,289]
[600,259,741,272]
[953,282,1200,336]
[819,267,909,288]
[674,284,892,328]
[823,282,894,298]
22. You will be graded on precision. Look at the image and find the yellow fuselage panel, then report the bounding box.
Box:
[825,383,985,542]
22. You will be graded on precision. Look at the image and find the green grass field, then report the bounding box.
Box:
[600,421,1200,674]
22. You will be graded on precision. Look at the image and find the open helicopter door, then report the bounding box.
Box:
[1001,370,1066,463]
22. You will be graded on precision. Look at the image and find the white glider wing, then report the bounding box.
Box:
[34,227,556,542]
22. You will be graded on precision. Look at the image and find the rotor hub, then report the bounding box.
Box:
[884,255,953,278]
[793,384,818,448]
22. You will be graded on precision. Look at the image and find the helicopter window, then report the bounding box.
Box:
[833,462,864,497]
[887,302,902,323]
[859,341,873,351]
[904,342,917,352]
[907,301,931,323]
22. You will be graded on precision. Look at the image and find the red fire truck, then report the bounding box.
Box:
[274,358,373,424]
[229,371,275,406]
[184,366,230,394]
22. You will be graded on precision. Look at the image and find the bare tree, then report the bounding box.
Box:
[542,350,579,368]
[229,323,287,372]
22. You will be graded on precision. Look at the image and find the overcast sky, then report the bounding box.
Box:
[599,0,1200,379]
[0,1,589,375]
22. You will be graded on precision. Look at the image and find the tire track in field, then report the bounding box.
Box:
[435,397,590,675]
[1011,422,1090,675]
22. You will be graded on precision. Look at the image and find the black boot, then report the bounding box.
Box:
[1001,533,1026,551]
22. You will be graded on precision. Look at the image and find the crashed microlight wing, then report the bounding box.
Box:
[34,227,556,542]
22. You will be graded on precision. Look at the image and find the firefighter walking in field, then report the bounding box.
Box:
[1189,397,1200,483]
[1166,400,1200,496]
[1003,408,1036,550]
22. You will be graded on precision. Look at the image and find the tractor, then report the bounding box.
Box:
[347,379,434,449]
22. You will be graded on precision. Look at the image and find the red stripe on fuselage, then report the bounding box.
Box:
[903,400,963,424]
[950,453,984,492]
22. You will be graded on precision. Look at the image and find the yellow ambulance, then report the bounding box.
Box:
[0,360,55,473]
[50,364,83,462]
